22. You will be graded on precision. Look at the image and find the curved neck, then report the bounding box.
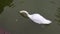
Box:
[25,11,29,14]
[23,11,30,17]
[20,10,31,17]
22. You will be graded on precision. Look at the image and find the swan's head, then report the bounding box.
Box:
[19,10,29,18]
[20,10,30,16]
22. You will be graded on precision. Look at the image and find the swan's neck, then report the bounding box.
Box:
[24,11,30,16]
[20,10,30,17]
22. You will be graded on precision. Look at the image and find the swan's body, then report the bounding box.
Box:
[20,10,52,24]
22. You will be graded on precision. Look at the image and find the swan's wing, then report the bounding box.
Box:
[30,14,49,24]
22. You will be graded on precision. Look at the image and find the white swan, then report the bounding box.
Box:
[20,10,52,24]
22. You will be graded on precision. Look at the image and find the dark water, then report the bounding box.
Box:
[0,0,60,34]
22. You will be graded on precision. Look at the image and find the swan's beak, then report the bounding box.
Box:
[20,11,23,13]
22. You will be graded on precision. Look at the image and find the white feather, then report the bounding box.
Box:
[20,10,52,24]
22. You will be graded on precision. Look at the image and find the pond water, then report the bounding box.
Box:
[0,0,60,34]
